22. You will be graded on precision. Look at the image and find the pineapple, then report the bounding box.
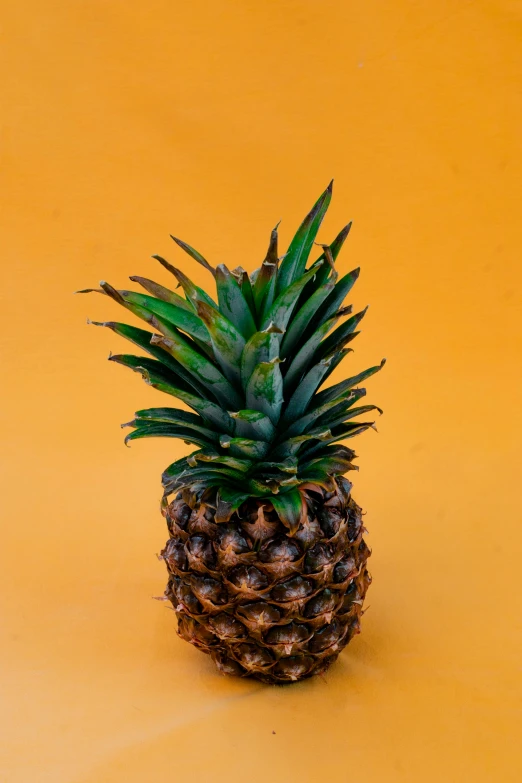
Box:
[79,182,384,683]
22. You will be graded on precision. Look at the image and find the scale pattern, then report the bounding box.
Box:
[162,479,371,683]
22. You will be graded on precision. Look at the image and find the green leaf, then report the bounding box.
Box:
[145,312,216,362]
[312,221,352,270]
[126,411,221,446]
[247,478,275,496]
[277,182,333,294]
[235,268,256,317]
[283,316,338,395]
[124,422,217,449]
[270,431,331,460]
[153,256,218,310]
[293,469,336,491]
[253,457,298,475]
[161,454,190,477]
[281,389,367,438]
[117,289,210,344]
[252,224,279,320]
[299,454,357,475]
[128,276,192,310]
[229,409,276,441]
[81,282,214,357]
[88,320,207,394]
[316,267,360,324]
[269,489,306,534]
[109,354,234,433]
[300,222,353,299]
[153,386,235,433]
[280,357,334,425]
[280,281,334,359]
[187,452,252,473]
[240,323,283,388]
[195,300,246,387]
[318,347,354,388]
[131,406,206,428]
[245,359,284,425]
[299,444,356,464]
[299,422,376,459]
[108,353,191,391]
[170,235,216,277]
[314,403,382,432]
[107,354,233,432]
[312,359,386,408]
[163,466,248,494]
[261,263,323,331]
[215,264,257,340]
[314,307,368,362]
[215,488,250,523]
[219,435,270,460]
[150,331,243,409]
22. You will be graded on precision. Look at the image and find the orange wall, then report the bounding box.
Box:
[1,2,521,782]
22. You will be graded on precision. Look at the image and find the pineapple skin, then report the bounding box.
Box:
[162,478,371,684]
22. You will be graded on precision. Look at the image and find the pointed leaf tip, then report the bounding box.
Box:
[169,235,216,277]
[99,281,126,304]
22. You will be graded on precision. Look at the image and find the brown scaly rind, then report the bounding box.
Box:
[160,479,371,684]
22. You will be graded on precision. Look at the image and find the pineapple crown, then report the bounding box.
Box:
[78,182,385,532]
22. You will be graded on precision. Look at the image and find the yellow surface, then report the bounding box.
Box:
[1,2,521,781]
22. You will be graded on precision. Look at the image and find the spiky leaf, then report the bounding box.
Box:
[230,409,276,440]
[128,276,192,310]
[124,422,218,449]
[252,225,279,320]
[196,300,246,387]
[280,281,334,359]
[261,263,323,332]
[215,488,250,523]
[219,435,270,460]
[215,264,257,340]
[277,182,332,293]
[150,331,243,409]
[240,324,283,388]
[281,358,334,425]
[269,489,306,534]
[245,359,284,425]
[312,359,386,408]
[314,307,368,362]
[153,256,217,310]
[170,235,216,277]
[283,316,338,394]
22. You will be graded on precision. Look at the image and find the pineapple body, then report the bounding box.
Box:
[163,479,370,683]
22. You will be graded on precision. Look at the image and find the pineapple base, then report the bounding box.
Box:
[162,482,371,684]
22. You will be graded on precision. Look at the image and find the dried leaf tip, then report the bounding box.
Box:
[263,322,284,335]
[100,281,126,304]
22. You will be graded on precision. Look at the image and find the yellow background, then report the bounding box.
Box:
[1,2,521,781]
